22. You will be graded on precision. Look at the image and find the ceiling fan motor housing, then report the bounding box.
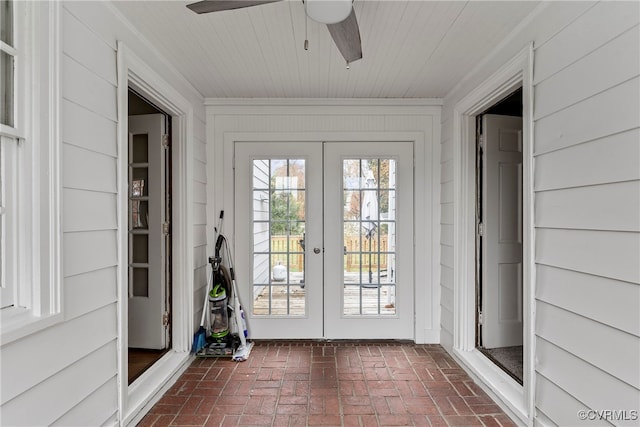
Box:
[305,0,352,24]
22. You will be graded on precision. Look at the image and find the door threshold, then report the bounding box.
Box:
[452,347,526,426]
[251,338,416,345]
[124,350,191,426]
[477,346,523,385]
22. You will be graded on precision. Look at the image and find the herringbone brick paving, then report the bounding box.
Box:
[138,341,517,427]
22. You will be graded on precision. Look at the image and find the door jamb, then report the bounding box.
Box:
[116,42,195,426]
[452,44,535,425]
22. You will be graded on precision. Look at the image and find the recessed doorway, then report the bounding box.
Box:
[475,88,524,384]
[127,89,172,384]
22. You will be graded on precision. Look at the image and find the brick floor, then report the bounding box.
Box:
[138,341,518,427]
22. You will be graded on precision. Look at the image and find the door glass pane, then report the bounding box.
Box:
[251,159,306,316]
[1,51,14,127]
[0,138,5,306]
[0,1,13,46]
[342,158,397,315]
[132,268,149,297]
[132,234,148,264]
[132,133,149,163]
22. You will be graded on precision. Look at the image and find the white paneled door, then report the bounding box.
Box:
[235,142,413,340]
[481,114,524,349]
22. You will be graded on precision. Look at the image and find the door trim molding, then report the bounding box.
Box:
[220,130,437,343]
[451,44,535,425]
[116,42,195,426]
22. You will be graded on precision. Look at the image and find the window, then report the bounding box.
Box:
[1,0,18,310]
[0,0,61,342]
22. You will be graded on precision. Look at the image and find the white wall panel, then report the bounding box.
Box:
[535,375,585,427]
[193,158,207,184]
[193,246,207,270]
[441,139,453,163]
[194,116,207,143]
[534,77,639,155]
[194,139,207,162]
[440,2,640,424]
[64,267,118,321]
[62,100,117,158]
[535,181,640,232]
[0,305,117,405]
[52,377,118,427]
[440,224,454,247]
[441,244,454,268]
[440,180,454,204]
[63,231,118,278]
[63,189,117,232]
[0,341,117,426]
[440,202,453,225]
[193,202,207,226]
[63,144,117,193]
[62,8,117,86]
[533,1,639,84]
[536,265,640,337]
[440,286,453,315]
[536,338,640,420]
[0,2,206,426]
[536,228,640,284]
[193,224,207,248]
[63,54,117,121]
[440,159,453,184]
[440,265,454,290]
[531,5,640,424]
[534,25,639,119]
[537,301,640,388]
[534,129,640,191]
[193,181,207,205]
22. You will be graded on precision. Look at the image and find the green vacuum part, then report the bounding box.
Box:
[209,283,226,299]
[209,283,230,339]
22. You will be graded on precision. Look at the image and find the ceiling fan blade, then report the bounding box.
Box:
[326,8,362,63]
[187,0,282,14]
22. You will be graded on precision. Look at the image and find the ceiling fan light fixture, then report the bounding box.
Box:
[305,0,352,24]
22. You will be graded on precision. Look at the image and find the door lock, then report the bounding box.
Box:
[313,247,321,254]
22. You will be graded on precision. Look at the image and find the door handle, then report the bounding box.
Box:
[313,247,321,254]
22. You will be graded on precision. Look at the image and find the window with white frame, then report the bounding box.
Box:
[1,0,18,310]
[0,0,61,340]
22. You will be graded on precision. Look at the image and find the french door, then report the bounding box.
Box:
[234,141,413,339]
[128,114,170,350]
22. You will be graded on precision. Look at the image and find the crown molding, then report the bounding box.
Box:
[204,97,443,107]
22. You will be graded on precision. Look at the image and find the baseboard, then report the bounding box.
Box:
[416,328,441,344]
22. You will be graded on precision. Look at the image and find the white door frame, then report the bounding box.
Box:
[116,42,194,426]
[452,44,535,425]
[221,131,432,343]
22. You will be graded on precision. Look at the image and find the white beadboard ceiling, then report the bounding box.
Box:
[111,0,540,98]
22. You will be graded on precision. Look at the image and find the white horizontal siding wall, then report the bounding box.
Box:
[532,1,640,423]
[0,2,205,425]
[440,1,640,425]
[193,112,209,329]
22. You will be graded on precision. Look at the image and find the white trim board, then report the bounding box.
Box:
[205,98,443,107]
[451,44,535,426]
[116,42,195,427]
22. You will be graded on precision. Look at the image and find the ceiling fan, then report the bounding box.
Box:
[186,0,363,64]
